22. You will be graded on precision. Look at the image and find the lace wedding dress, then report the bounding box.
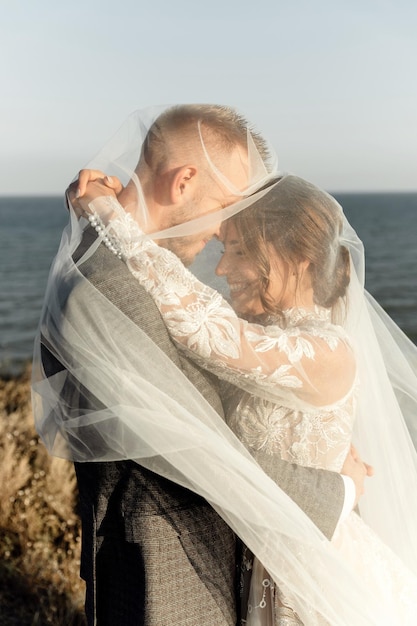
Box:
[96,207,417,625]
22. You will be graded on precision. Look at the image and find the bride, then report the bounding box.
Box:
[77,173,417,624]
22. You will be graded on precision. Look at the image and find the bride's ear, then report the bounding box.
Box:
[169,165,198,204]
[298,259,313,288]
[298,259,311,277]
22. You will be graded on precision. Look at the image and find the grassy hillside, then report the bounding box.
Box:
[0,366,86,625]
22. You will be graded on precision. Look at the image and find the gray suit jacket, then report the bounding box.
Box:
[42,228,344,626]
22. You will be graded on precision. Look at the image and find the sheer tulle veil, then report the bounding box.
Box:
[32,105,417,625]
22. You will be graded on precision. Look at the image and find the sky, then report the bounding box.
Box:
[0,0,416,195]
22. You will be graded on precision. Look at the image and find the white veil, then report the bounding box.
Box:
[32,105,417,625]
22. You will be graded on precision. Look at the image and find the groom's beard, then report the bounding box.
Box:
[160,197,222,266]
[162,230,214,267]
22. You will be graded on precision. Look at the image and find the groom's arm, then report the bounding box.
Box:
[249,447,367,540]
[250,449,344,540]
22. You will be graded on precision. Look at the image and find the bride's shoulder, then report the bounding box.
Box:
[297,316,357,405]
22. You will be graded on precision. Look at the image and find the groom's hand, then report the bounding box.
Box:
[341,444,374,508]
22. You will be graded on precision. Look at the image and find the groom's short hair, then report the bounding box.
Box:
[139,104,270,176]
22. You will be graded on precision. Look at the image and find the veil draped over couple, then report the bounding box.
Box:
[33,104,417,625]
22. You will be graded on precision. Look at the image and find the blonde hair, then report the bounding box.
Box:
[140,104,270,176]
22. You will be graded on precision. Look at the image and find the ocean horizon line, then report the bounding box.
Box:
[1,189,417,199]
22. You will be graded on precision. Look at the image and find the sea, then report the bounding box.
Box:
[1,193,416,376]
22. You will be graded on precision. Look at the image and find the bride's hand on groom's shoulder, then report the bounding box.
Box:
[66,169,123,214]
[75,169,123,199]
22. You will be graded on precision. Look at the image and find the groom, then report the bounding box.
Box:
[48,105,367,626]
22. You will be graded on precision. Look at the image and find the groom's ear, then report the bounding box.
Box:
[170,165,198,204]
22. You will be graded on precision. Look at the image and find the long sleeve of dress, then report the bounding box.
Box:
[90,197,356,411]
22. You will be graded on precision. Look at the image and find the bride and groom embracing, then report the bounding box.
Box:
[33,104,417,625]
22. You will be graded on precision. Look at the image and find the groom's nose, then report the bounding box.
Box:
[211,221,222,238]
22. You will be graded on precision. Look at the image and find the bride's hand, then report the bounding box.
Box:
[67,179,120,220]
[73,169,123,199]
[66,169,123,212]
[66,169,123,217]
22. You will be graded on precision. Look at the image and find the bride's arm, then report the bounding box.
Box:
[90,197,356,408]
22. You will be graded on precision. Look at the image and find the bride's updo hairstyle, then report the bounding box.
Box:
[232,175,350,315]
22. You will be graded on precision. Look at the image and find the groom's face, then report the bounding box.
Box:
[162,144,250,266]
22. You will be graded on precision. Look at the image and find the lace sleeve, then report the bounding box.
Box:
[90,197,356,409]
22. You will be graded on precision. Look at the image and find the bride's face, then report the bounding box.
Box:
[215,221,269,316]
[216,221,303,316]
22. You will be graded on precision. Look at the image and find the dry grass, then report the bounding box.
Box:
[0,365,86,625]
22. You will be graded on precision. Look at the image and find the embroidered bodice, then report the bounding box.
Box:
[90,199,357,472]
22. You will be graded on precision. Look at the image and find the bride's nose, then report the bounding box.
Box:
[215,253,229,276]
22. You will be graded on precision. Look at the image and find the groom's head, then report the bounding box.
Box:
[135,104,270,265]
